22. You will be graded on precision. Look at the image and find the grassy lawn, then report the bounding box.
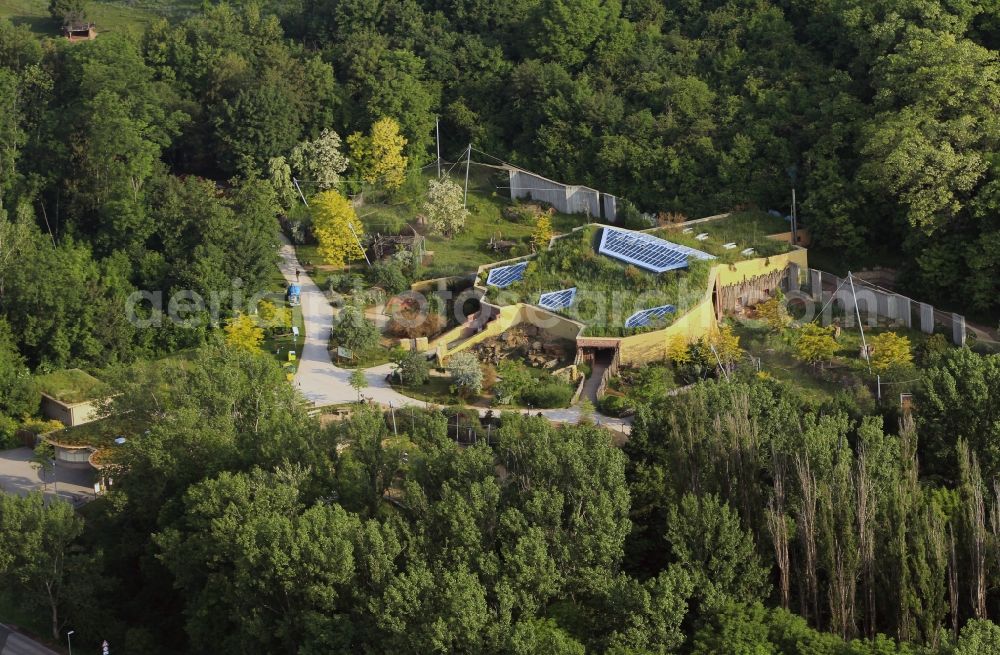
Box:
[294,167,592,281]
[485,226,712,337]
[330,344,394,369]
[653,210,794,262]
[34,368,108,403]
[733,320,936,406]
[0,0,204,38]
[261,263,307,375]
[422,187,586,278]
[390,375,476,405]
[735,324,846,405]
[261,305,305,376]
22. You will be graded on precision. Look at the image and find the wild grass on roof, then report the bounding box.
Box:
[486,227,711,336]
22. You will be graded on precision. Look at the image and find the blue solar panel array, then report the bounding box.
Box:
[598,227,714,273]
[537,287,577,311]
[625,304,676,328]
[485,262,528,288]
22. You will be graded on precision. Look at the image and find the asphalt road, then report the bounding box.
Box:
[0,624,58,655]
[0,448,95,507]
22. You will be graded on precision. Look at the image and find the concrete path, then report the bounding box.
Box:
[582,360,608,404]
[0,624,59,655]
[278,237,630,433]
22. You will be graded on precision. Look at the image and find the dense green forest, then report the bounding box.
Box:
[1,0,999,358]
[1,0,1000,652]
[2,344,1000,653]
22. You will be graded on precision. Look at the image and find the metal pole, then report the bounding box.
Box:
[347,221,372,268]
[463,144,471,209]
[67,630,74,655]
[292,177,309,207]
[436,118,441,179]
[791,187,797,246]
[877,375,881,401]
[390,403,397,435]
[847,272,872,374]
[709,344,731,381]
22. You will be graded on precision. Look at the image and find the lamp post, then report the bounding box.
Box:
[67,630,75,655]
[786,165,798,246]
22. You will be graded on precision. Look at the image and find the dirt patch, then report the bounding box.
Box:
[471,325,575,369]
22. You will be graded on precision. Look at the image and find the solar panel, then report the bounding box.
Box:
[598,227,714,273]
[537,287,577,311]
[485,262,528,288]
[625,304,676,328]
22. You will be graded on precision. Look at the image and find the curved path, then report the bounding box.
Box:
[278,237,630,433]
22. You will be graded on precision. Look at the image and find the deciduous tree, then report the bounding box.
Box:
[311,190,365,267]
[350,367,368,401]
[289,128,349,192]
[869,332,913,374]
[666,492,768,605]
[795,323,839,369]
[531,214,553,249]
[0,493,83,640]
[423,177,468,236]
[447,351,483,396]
[224,313,264,351]
[348,117,408,191]
[331,304,380,356]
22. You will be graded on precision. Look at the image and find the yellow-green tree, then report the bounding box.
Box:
[794,323,838,368]
[311,190,365,267]
[257,300,291,332]
[225,313,264,351]
[348,117,408,191]
[755,297,789,331]
[869,331,913,374]
[704,324,742,371]
[531,215,553,249]
[666,334,692,365]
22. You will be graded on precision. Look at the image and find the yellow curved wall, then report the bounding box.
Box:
[439,246,808,366]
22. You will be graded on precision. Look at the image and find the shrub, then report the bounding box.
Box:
[531,215,553,249]
[666,335,692,365]
[616,199,652,230]
[598,394,634,417]
[331,305,381,356]
[869,331,913,374]
[397,350,431,386]
[0,415,19,449]
[373,260,409,294]
[794,323,838,368]
[495,360,534,404]
[521,381,574,408]
[447,352,484,396]
[482,364,497,391]
[755,297,789,331]
[917,333,950,367]
[503,203,541,224]
[19,417,63,435]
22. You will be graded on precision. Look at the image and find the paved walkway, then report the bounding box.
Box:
[278,237,630,433]
[0,448,95,507]
[0,625,59,655]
